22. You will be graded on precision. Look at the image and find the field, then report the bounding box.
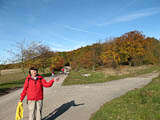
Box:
[0,69,25,83]
[0,68,51,95]
[1,65,159,96]
[63,65,160,85]
[0,69,22,75]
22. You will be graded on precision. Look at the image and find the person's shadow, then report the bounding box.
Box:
[43,100,84,120]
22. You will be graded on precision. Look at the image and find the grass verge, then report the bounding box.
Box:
[90,74,160,120]
[0,79,24,95]
[63,65,160,86]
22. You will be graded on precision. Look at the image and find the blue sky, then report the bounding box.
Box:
[0,0,160,63]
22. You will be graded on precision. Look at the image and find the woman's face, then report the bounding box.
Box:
[30,70,37,77]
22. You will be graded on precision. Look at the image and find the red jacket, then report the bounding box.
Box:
[20,75,54,101]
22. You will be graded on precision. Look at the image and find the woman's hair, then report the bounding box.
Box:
[29,67,38,74]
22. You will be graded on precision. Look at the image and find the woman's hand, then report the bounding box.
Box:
[18,100,22,103]
[55,77,59,82]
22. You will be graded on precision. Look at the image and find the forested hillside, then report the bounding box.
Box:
[66,30,160,70]
[2,30,160,72]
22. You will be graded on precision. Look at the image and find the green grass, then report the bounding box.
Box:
[63,65,160,86]
[90,75,160,120]
[0,79,25,95]
[62,69,106,85]
[1,65,160,96]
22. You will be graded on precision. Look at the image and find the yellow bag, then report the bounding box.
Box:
[15,102,23,120]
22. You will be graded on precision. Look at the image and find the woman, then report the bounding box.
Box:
[19,67,59,120]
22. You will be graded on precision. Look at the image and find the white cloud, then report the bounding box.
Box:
[49,41,64,48]
[117,13,152,22]
[48,39,89,52]
[50,47,72,52]
[98,7,160,26]
[64,25,105,36]
[46,41,71,52]
[42,0,54,3]
[55,34,80,44]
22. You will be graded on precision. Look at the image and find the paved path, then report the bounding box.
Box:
[0,72,158,120]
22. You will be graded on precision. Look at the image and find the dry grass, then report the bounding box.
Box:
[0,68,51,84]
[0,71,25,84]
[63,65,159,85]
[1,69,22,75]
[102,65,151,76]
[0,68,52,95]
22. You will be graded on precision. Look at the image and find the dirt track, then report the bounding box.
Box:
[0,73,158,120]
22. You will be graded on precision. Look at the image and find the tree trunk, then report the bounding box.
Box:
[21,63,26,78]
[92,64,95,71]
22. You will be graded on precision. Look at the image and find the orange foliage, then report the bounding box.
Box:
[101,31,147,66]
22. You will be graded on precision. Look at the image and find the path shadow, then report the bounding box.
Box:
[0,87,22,96]
[43,100,84,120]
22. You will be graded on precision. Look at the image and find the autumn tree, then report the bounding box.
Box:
[100,38,120,68]
[90,43,103,70]
[8,40,28,76]
[24,41,54,74]
[50,55,64,71]
[57,52,69,66]
[69,45,93,70]
[115,31,146,66]
[0,59,6,76]
[35,44,53,74]
[101,31,147,67]
[9,40,54,75]
[143,37,160,64]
